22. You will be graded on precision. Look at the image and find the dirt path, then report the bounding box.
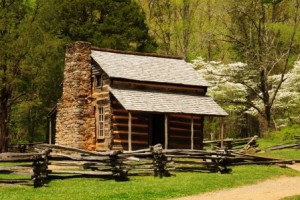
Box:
[173,164,300,200]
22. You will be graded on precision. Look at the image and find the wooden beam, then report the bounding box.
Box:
[169,127,191,132]
[112,79,205,93]
[113,139,148,145]
[112,115,138,120]
[112,123,148,128]
[165,115,168,149]
[113,130,148,136]
[128,112,132,151]
[169,114,201,120]
[220,117,224,148]
[191,116,194,150]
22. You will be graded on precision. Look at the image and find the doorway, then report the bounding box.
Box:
[151,114,165,147]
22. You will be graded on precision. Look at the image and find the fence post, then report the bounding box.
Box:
[110,151,128,181]
[32,148,51,187]
[151,144,170,178]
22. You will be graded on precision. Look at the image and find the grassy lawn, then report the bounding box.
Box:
[258,139,300,160]
[259,149,300,160]
[0,165,299,200]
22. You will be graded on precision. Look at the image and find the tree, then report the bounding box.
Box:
[137,0,202,59]
[261,60,300,128]
[40,0,157,52]
[218,0,300,129]
[193,56,300,135]
[1,0,158,150]
[0,0,42,152]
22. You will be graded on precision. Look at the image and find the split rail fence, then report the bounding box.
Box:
[0,137,296,188]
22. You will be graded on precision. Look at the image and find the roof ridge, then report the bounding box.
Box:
[91,46,183,60]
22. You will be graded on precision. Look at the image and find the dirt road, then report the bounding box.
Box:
[173,164,300,200]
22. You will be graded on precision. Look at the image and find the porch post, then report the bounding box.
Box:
[191,116,194,150]
[164,114,168,149]
[128,112,132,151]
[220,117,224,148]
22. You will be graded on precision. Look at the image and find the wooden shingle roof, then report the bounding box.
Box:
[91,50,210,87]
[110,87,228,116]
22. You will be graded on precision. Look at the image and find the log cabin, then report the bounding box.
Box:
[49,41,227,151]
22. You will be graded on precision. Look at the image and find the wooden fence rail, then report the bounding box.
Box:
[264,135,300,151]
[203,136,258,150]
[0,141,295,188]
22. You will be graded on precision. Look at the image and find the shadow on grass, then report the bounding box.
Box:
[0,166,233,188]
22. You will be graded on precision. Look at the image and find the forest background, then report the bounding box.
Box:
[1,0,300,152]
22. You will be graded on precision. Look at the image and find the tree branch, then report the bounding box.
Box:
[270,0,299,106]
[220,99,264,117]
[7,93,27,108]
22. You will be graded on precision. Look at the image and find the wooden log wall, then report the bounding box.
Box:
[111,97,128,150]
[168,114,203,149]
[131,113,150,150]
[111,96,150,150]
[92,63,112,150]
[92,65,208,151]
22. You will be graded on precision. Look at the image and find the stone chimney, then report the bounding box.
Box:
[55,41,96,150]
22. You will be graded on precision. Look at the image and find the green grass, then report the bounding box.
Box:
[257,139,300,160]
[259,149,300,160]
[0,165,299,200]
[282,195,300,200]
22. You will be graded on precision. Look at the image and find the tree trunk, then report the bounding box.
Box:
[265,104,272,130]
[0,106,8,153]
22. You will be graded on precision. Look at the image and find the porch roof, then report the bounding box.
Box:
[110,87,228,117]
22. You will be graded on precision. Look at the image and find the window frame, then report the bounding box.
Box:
[97,106,105,139]
[95,74,103,88]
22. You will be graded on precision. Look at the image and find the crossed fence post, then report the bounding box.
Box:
[151,144,171,178]
[32,148,51,187]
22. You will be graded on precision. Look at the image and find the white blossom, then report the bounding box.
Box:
[193,57,300,127]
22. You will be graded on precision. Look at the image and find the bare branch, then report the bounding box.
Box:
[267,52,288,77]
[220,99,264,117]
[270,0,299,106]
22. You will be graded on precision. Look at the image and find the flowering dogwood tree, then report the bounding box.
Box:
[193,57,300,131]
[266,61,300,127]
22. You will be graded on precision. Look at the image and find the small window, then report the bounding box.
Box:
[91,77,95,91]
[95,75,103,88]
[97,107,105,139]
